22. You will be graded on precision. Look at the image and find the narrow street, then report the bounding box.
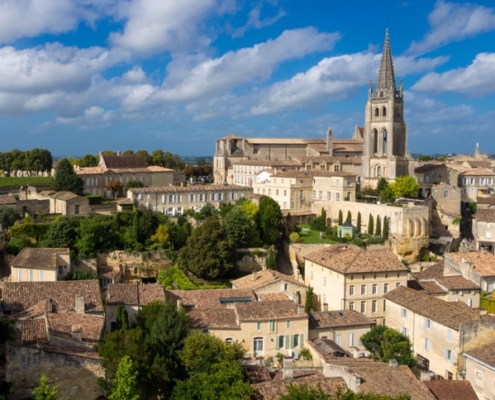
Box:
[276,242,294,276]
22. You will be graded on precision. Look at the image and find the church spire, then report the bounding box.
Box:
[376,29,396,91]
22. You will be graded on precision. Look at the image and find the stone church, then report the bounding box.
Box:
[213,30,413,187]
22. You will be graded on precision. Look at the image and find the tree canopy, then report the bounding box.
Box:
[257,196,282,245]
[0,148,52,173]
[222,206,260,248]
[0,206,21,229]
[52,158,84,195]
[389,176,420,199]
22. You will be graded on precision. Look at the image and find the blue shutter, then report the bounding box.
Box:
[276,336,280,350]
[300,334,304,347]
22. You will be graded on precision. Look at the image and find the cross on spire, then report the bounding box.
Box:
[376,29,396,91]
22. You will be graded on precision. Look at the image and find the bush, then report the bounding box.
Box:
[299,347,312,360]
[289,232,304,243]
[86,194,102,205]
[309,218,325,232]
[351,236,364,247]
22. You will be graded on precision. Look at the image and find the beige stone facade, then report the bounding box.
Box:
[232,159,301,186]
[464,344,495,400]
[127,184,253,214]
[414,163,450,198]
[445,252,495,292]
[10,248,70,282]
[304,246,409,325]
[459,168,495,202]
[49,191,90,216]
[473,208,495,253]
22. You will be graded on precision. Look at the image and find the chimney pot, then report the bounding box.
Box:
[323,303,328,312]
[75,296,85,314]
[388,359,399,367]
[252,270,257,282]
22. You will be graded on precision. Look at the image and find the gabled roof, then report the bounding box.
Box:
[252,376,346,400]
[384,286,477,330]
[11,247,70,269]
[464,342,495,370]
[309,310,375,330]
[188,308,238,329]
[424,380,478,400]
[231,270,305,291]
[167,288,256,309]
[475,208,495,223]
[235,300,306,321]
[50,191,80,201]
[459,168,495,176]
[106,283,165,306]
[305,245,408,274]
[102,154,147,169]
[412,261,479,291]
[446,252,495,277]
[0,195,16,205]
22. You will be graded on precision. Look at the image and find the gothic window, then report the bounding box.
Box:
[376,166,382,177]
[382,106,387,116]
[382,129,387,153]
[375,108,379,117]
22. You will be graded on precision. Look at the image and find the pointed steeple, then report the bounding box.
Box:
[376,29,396,91]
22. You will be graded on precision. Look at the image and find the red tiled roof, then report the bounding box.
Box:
[424,379,478,400]
[106,283,165,305]
[309,310,375,330]
[232,270,305,291]
[235,300,306,321]
[11,247,70,269]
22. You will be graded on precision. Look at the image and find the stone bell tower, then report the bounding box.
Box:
[361,29,413,188]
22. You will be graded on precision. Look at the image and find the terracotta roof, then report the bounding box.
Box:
[464,341,495,369]
[106,283,165,305]
[475,208,495,222]
[21,319,47,343]
[50,191,80,201]
[129,184,251,194]
[308,337,352,360]
[413,261,479,291]
[252,377,346,400]
[305,245,408,274]
[332,139,364,153]
[11,247,70,269]
[188,308,238,329]
[232,270,305,291]
[330,361,436,400]
[272,170,356,178]
[446,252,495,277]
[424,379,478,400]
[0,195,17,205]
[301,156,356,165]
[1,281,103,313]
[235,300,306,321]
[246,138,327,145]
[459,168,495,176]
[407,280,446,294]
[464,160,492,168]
[384,286,477,330]
[414,262,445,280]
[415,163,444,173]
[167,289,256,309]
[241,365,272,383]
[477,197,495,205]
[232,159,302,167]
[98,267,121,280]
[102,154,147,169]
[309,310,375,330]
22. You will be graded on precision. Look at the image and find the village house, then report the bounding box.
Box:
[414,163,450,198]
[308,309,375,358]
[105,283,166,331]
[383,285,480,379]
[0,195,17,208]
[473,208,495,253]
[444,251,495,293]
[127,184,253,215]
[300,155,362,178]
[49,191,90,216]
[463,343,495,400]
[0,281,105,399]
[231,270,307,304]
[430,183,462,238]
[458,168,495,202]
[408,260,480,308]
[304,245,409,324]
[231,159,302,186]
[10,247,71,282]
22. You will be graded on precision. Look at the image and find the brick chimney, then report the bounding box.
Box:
[71,325,83,341]
[283,356,294,380]
[75,297,85,314]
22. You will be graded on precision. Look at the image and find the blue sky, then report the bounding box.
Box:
[1,0,495,157]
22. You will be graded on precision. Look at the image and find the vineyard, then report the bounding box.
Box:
[0,176,53,189]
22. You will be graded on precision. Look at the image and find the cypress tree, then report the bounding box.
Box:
[346,211,352,224]
[338,210,343,225]
[375,215,382,237]
[383,216,389,240]
[357,212,362,234]
[368,214,374,235]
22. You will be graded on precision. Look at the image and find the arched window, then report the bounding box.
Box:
[375,108,379,117]
[373,129,378,154]
[382,106,387,116]
[376,166,382,177]
[383,129,387,153]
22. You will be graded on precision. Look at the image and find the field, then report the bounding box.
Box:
[0,176,53,189]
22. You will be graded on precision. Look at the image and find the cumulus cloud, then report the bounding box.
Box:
[159,28,340,102]
[412,52,495,96]
[407,1,495,55]
[110,0,221,56]
[232,2,286,38]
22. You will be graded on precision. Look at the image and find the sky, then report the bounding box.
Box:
[1,0,495,157]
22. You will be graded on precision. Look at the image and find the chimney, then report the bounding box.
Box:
[420,371,431,381]
[272,271,277,281]
[75,297,85,314]
[283,356,294,380]
[323,303,328,312]
[388,359,399,367]
[71,325,83,341]
[252,271,257,282]
[297,305,305,315]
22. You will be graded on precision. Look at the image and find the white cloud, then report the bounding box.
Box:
[159,28,340,102]
[412,53,495,96]
[407,1,495,55]
[232,2,286,38]
[121,67,148,84]
[110,0,220,56]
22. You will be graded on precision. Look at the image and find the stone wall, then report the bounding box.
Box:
[6,344,104,400]
[236,248,268,272]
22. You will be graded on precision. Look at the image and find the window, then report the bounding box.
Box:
[402,327,408,337]
[349,333,354,346]
[17,269,22,281]
[253,337,264,354]
[189,194,195,202]
[349,302,354,311]
[384,283,389,294]
[256,322,262,331]
[425,319,432,330]
[445,349,454,363]
[336,193,340,202]
[211,193,216,201]
[284,190,287,196]
[226,338,233,344]
[425,338,431,351]
[468,298,473,307]
[335,335,341,345]
[177,195,182,203]
[168,194,174,203]
[319,191,322,200]
[276,189,279,196]
[293,334,299,347]
[28,269,33,281]
[372,300,377,313]
[269,321,275,332]
[323,277,326,286]
[372,284,377,294]
[475,371,483,387]
[383,300,386,312]
[75,205,80,215]
[311,271,314,280]
[361,285,366,295]
[349,285,355,296]
[447,329,453,341]
[312,190,316,199]
[287,320,291,328]
[401,308,408,318]
[327,191,331,200]
[334,165,339,172]
[58,266,63,274]
[38,270,43,282]
[277,336,285,350]
[360,301,366,313]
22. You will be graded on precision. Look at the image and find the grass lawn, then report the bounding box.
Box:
[297,224,337,244]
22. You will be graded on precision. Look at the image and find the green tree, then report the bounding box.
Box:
[78,154,98,167]
[40,216,81,248]
[376,177,389,194]
[116,306,129,330]
[223,207,258,248]
[32,375,57,400]
[0,205,21,229]
[107,179,124,198]
[5,236,32,255]
[389,176,419,198]
[179,217,236,279]
[125,179,145,191]
[375,215,382,237]
[109,356,140,400]
[135,150,152,165]
[266,248,277,270]
[305,286,314,313]
[75,216,120,258]
[53,158,84,195]
[65,269,98,280]
[346,211,351,224]
[257,196,282,245]
[368,214,374,235]
[237,198,258,219]
[338,210,343,225]
[383,217,389,240]
[0,319,16,345]
[356,212,362,234]
[151,224,170,247]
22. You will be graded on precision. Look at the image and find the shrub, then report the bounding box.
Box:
[299,347,312,360]
[289,232,304,243]
[86,194,102,205]
[351,236,364,247]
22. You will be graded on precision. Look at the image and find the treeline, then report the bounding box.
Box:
[0,149,52,174]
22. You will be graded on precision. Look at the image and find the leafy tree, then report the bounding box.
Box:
[305,286,314,313]
[107,179,124,198]
[123,150,135,156]
[375,215,382,237]
[376,178,389,194]
[368,214,374,235]
[32,375,57,400]
[418,155,433,161]
[75,216,120,258]
[5,235,33,255]
[257,196,282,245]
[346,211,351,224]
[219,203,234,218]
[125,179,145,191]
[109,356,139,400]
[383,217,389,240]
[223,207,259,248]
[53,158,84,195]
[356,212,362,234]
[338,210,343,225]
[40,216,81,249]
[135,150,152,165]
[237,198,258,219]
[0,205,21,229]
[0,319,16,345]
[389,176,419,198]
[151,224,170,247]
[78,154,98,167]
[179,217,236,279]
[266,248,277,270]
[65,269,98,280]
[116,306,129,330]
